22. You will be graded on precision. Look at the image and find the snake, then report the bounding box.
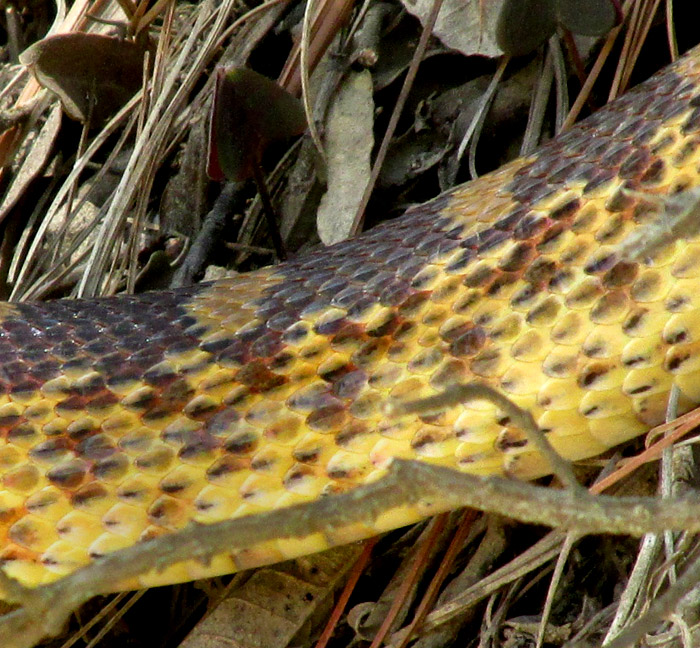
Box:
[3,44,700,597]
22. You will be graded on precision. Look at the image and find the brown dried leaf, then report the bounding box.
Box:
[400,0,504,57]
[20,33,146,123]
[179,545,362,648]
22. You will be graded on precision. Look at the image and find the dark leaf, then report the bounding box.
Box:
[207,67,306,182]
[557,0,622,36]
[496,0,557,57]
[20,33,146,123]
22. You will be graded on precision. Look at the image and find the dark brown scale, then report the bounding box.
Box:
[67,420,100,442]
[205,456,248,480]
[511,284,539,308]
[603,262,638,288]
[681,105,700,134]
[282,322,311,344]
[525,258,558,285]
[465,265,498,288]
[639,159,666,184]
[306,402,347,431]
[430,359,468,387]
[71,483,109,507]
[283,465,315,488]
[47,459,89,489]
[495,433,528,451]
[292,446,321,463]
[584,251,619,275]
[216,340,251,367]
[550,199,581,221]
[499,242,536,271]
[578,363,611,388]
[477,229,512,255]
[487,272,519,297]
[335,422,371,447]
[134,447,175,470]
[664,328,688,345]
[331,323,366,350]
[537,223,567,250]
[235,361,286,393]
[7,423,39,443]
[147,496,184,526]
[314,314,348,337]
[87,391,120,412]
[367,313,401,338]
[470,349,502,375]
[223,431,258,455]
[582,169,617,194]
[91,453,129,481]
[347,295,382,320]
[605,189,637,213]
[665,295,690,311]
[666,350,691,372]
[445,248,477,273]
[449,328,486,357]
[618,149,652,178]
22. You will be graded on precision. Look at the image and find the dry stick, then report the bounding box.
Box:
[368,514,449,648]
[666,0,678,60]
[608,0,641,101]
[393,510,478,648]
[619,0,663,96]
[78,590,146,648]
[299,0,326,164]
[350,0,445,235]
[662,385,682,576]
[603,542,700,648]
[314,537,378,648]
[520,48,554,156]
[464,56,509,179]
[251,159,287,260]
[560,0,631,132]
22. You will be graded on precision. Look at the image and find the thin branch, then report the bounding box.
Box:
[388,381,586,494]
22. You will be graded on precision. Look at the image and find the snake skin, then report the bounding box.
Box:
[3,46,700,594]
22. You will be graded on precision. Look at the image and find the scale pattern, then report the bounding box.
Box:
[3,47,700,593]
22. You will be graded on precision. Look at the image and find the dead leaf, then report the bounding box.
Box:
[178,545,362,648]
[0,103,61,225]
[317,70,374,245]
[400,0,503,58]
[20,32,147,123]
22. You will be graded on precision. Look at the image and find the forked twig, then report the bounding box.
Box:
[387,381,586,494]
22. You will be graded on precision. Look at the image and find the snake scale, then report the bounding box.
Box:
[3,45,700,596]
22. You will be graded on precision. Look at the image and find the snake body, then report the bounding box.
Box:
[3,46,700,594]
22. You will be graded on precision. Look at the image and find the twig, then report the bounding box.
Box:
[170,182,240,288]
[251,159,287,260]
[388,381,586,495]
